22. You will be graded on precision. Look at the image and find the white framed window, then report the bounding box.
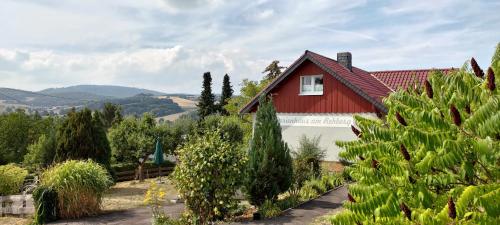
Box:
[300,75,323,95]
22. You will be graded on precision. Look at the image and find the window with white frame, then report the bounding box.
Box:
[300,75,323,95]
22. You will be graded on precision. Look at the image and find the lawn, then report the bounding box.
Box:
[101,177,178,211]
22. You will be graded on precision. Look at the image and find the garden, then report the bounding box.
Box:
[1,44,499,225]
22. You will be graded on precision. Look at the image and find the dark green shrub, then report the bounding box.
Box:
[0,164,28,195]
[55,109,111,169]
[41,160,112,219]
[245,97,293,206]
[293,135,326,188]
[32,186,58,224]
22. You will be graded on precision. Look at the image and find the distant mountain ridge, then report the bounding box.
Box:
[39,85,166,98]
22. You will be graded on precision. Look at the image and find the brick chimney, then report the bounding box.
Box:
[337,52,352,71]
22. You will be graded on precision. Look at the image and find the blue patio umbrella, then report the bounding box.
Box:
[153,138,164,165]
[153,138,164,182]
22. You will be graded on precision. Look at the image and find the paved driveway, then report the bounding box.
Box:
[227,185,347,225]
[48,203,184,225]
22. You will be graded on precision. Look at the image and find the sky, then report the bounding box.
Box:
[0,0,499,94]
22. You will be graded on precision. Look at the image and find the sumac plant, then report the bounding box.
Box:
[172,128,247,224]
[331,45,500,224]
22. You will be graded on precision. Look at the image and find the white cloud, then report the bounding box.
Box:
[0,0,499,93]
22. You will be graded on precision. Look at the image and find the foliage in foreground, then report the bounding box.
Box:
[32,186,58,225]
[40,160,113,219]
[172,128,247,224]
[0,164,28,195]
[245,97,294,206]
[330,47,500,224]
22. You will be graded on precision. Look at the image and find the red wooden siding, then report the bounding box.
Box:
[270,60,376,113]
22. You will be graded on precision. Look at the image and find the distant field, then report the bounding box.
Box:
[155,96,197,122]
[158,96,197,109]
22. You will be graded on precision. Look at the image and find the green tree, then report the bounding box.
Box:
[0,110,55,164]
[330,47,500,224]
[225,79,263,115]
[23,132,57,171]
[172,129,247,224]
[108,113,169,181]
[202,115,245,145]
[102,102,123,130]
[218,74,233,115]
[197,72,216,119]
[245,97,293,206]
[262,60,285,82]
[55,108,111,168]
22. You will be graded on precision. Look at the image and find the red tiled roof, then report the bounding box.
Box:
[240,50,392,114]
[307,51,392,103]
[371,68,455,90]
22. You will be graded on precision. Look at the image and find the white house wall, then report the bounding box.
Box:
[277,113,377,161]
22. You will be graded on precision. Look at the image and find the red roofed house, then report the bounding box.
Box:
[240,51,452,169]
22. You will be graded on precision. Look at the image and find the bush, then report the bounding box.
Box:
[172,129,247,224]
[259,199,282,218]
[0,164,28,195]
[245,97,293,206]
[293,135,326,188]
[153,215,185,225]
[202,115,245,145]
[32,186,58,225]
[277,194,301,210]
[330,46,500,224]
[320,173,343,190]
[299,184,319,200]
[40,160,112,219]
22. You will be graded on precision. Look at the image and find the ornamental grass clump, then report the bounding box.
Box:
[40,160,112,219]
[330,44,500,224]
[0,164,28,195]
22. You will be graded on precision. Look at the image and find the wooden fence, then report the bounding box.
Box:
[115,166,174,182]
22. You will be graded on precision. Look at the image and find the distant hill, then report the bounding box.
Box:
[0,87,109,107]
[0,86,194,118]
[39,85,166,98]
[84,93,184,117]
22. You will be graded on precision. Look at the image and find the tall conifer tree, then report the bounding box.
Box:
[197,72,216,119]
[245,96,293,206]
[55,108,111,168]
[218,74,233,115]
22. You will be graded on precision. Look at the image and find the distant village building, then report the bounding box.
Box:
[240,50,452,168]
